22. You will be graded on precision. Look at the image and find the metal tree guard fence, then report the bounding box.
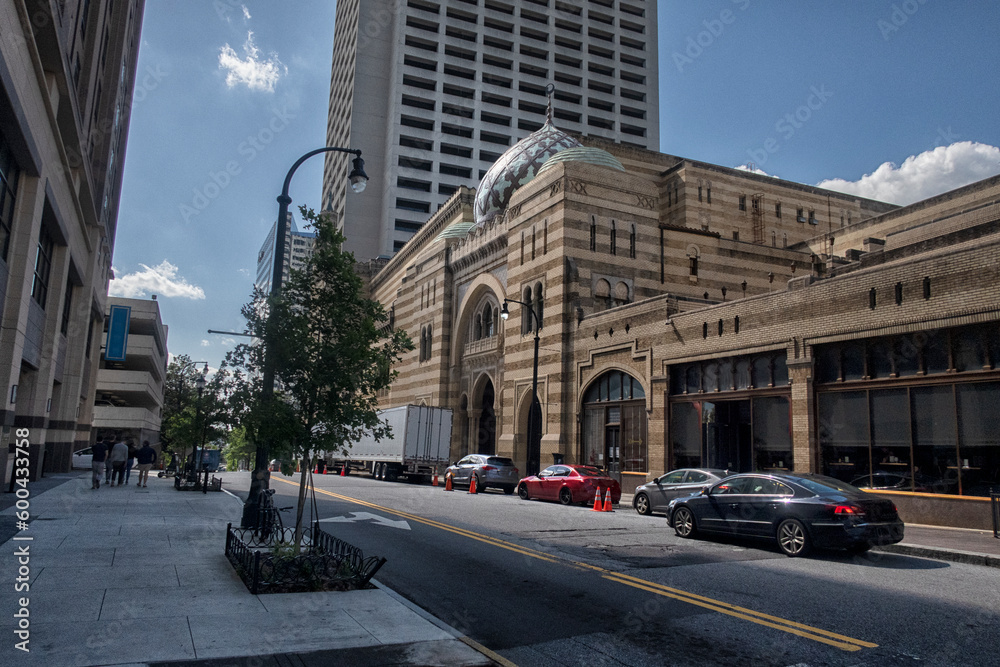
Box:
[991,489,999,539]
[225,522,386,594]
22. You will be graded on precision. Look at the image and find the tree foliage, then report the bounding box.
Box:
[161,355,227,465]
[223,206,412,542]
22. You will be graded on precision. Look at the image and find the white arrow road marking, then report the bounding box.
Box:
[318,511,411,530]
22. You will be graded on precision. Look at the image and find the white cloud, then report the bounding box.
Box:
[734,163,774,177]
[817,141,1000,206]
[242,4,251,20]
[200,340,211,347]
[109,260,206,300]
[218,31,286,93]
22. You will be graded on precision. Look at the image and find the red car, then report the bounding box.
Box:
[516,464,622,506]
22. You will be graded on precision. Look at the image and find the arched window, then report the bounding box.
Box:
[590,216,596,251]
[594,278,611,311]
[482,303,495,338]
[474,314,482,341]
[582,370,647,473]
[629,224,636,258]
[614,281,630,307]
[610,220,617,255]
[531,225,536,260]
[543,220,548,254]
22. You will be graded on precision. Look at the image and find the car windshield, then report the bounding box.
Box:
[572,466,604,477]
[795,475,864,495]
[487,457,514,467]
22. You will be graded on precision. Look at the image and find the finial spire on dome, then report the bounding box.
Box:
[545,83,555,124]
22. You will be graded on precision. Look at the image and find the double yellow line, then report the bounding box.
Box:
[274,477,877,653]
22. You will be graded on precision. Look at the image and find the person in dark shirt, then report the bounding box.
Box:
[124,441,138,485]
[91,438,109,489]
[135,441,157,488]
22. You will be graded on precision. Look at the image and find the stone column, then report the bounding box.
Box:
[787,352,816,474]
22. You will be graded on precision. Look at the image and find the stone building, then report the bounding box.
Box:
[0,0,146,482]
[365,109,1000,529]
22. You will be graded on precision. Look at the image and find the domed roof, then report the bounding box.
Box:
[473,118,581,227]
[536,146,625,175]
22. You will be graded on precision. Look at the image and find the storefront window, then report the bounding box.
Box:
[956,383,1000,496]
[912,386,958,494]
[752,396,792,471]
[871,389,912,488]
[671,402,701,469]
[819,391,870,483]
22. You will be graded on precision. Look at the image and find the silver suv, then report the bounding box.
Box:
[445,455,519,494]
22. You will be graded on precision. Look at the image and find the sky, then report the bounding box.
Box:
[111,1,1000,373]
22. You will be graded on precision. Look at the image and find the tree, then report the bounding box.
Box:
[224,206,412,547]
[161,355,228,472]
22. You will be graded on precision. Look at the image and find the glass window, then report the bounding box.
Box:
[815,346,840,383]
[818,391,870,482]
[686,366,700,393]
[686,471,709,483]
[912,386,959,495]
[753,396,792,471]
[718,360,733,391]
[671,403,701,469]
[953,329,985,372]
[702,363,718,392]
[842,342,865,381]
[735,359,750,390]
[660,470,685,484]
[870,388,911,472]
[893,337,920,377]
[772,355,789,386]
[712,476,753,495]
[752,357,771,387]
[583,406,605,468]
[868,339,892,378]
[923,331,950,375]
[957,383,1000,496]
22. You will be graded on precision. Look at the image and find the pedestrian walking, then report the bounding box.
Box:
[135,440,157,488]
[104,437,116,484]
[110,438,129,486]
[91,438,109,489]
[124,441,137,485]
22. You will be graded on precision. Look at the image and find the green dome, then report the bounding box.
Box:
[536,146,625,175]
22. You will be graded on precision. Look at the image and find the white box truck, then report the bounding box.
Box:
[324,405,452,482]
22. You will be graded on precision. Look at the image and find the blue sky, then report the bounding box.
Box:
[112,1,1000,372]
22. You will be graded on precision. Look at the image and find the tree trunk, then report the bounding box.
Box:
[293,455,310,552]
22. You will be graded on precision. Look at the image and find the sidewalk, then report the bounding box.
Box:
[0,471,495,667]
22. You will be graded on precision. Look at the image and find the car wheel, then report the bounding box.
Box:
[777,519,811,557]
[517,484,529,500]
[503,485,515,495]
[673,506,697,538]
[559,487,574,505]
[634,493,652,516]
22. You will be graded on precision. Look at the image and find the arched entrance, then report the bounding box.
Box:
[475,378,496,455]
[581,370,647,490]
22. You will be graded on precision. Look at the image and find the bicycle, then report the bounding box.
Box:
[255,488,292,542]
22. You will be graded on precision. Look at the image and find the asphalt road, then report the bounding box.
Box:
[235,471,1000,667]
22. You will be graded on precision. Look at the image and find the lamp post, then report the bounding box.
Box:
[242,147,368,528]
[193,367,206,483]
[500,299,542,477]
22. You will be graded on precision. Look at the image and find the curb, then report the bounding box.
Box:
[875,543,1000,569]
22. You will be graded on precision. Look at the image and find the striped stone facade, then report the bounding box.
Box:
[366,137,1000,529]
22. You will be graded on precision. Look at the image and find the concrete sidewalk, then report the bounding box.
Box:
[0,471,495,667]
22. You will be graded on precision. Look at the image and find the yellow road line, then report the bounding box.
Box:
[274,477,878,653]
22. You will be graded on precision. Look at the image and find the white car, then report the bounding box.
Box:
[72,447,93,469]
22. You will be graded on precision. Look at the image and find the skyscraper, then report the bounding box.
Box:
[323,0,659,260]
[255,213,317,294]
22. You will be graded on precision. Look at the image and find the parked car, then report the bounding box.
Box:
[666,473,904,557]
[445,455,519,494]
[633,468,732,516]
[72,447,93,469]
[517,464,622,506]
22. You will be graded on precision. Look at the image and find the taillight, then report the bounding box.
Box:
[833,505,865,516]
[481,466,496,471]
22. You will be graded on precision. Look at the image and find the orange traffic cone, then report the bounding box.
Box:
[592,488,604,512]
[340,465,346,477]
[468,474,478,494]
[445,474,453,491]
[603,488,614,512]
[432,472,439,487]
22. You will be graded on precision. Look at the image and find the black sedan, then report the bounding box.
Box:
[666,473,904,557]
[632,468,732,516]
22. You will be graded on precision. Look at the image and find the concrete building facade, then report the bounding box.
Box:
[364,117,1000,529]
[0,0,145,481]
[323,0,659,260]
[93,296,167,447]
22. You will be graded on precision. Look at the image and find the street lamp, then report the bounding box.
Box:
[500,299,542,477]
[192,366,207,483]
[242,147,368,528]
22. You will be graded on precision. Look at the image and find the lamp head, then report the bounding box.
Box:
[348,155,368,194]
[500,301,510,321]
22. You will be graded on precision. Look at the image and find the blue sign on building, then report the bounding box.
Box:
[105,305,131,361]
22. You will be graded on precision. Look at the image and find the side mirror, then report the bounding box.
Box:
[700,486,710,495]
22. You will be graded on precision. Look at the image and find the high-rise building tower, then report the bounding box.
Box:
[323,0,659,260]
[255,213,317,293]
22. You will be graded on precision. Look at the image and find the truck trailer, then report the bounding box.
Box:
[324,405,452,483]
